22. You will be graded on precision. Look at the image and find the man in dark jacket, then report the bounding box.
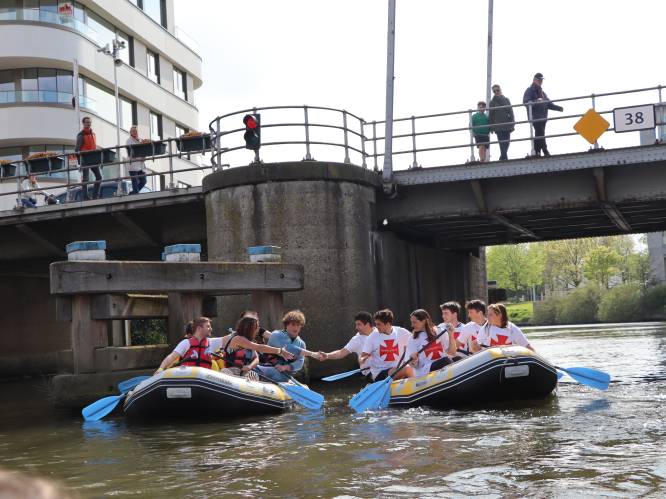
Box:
[489,84,515,160]
[522,73,563,156]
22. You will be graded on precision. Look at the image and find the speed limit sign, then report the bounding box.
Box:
[613,104,655,133]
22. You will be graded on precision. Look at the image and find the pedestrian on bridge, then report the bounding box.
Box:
[75,116,103,200]
[489,84,515,161]
[126,125,147,194]
[471,101,490,162]
[522,73,563,157]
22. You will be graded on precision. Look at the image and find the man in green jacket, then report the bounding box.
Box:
[471,101,490,162]
[489,84,515,161]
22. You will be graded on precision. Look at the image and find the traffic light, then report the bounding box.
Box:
[243,113,261,151]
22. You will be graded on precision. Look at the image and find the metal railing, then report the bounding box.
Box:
[3,84,665,212]
[0,135,212,211]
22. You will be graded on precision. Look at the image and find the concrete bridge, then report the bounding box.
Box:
[2,90,666,380]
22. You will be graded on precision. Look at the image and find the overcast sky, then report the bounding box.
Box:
[174,0,666,167]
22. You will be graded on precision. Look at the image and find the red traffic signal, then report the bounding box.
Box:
[243,113,261,151]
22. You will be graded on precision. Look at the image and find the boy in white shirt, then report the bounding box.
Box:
[456,299,487,354]
[317,312,375,372]
[359,309,413,381]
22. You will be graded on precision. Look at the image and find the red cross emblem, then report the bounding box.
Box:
[379,339,400,361]
[423,341,444,360]
[490,334,510,346]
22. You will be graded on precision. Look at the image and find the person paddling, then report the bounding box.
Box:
[408,309,457,377]
[472,303,534,351]
[154,317,220,373]
[219,315,294,381]
[359,309,413,381]
[316,311,375,372]
[455,299,488,354]
[437,301,468,361]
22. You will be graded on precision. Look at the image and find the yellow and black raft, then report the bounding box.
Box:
[387,346,558,408]
[123,366,292,418]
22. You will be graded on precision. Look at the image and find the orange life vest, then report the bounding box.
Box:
[181,337,212,369]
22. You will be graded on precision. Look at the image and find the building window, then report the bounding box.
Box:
[0,69,15,103]
[147,50,160,84]
[150,111,163,140]
[0,67,73,105]
[115,30,133,67]
[120,97,137,131]
[175,124,188,138]
[0,0,17,21]
[142,0,166,28]
[173,67,186,100]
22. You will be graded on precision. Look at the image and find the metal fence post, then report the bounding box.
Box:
[468,109,476,162]
[360,119,367,168]
[215,118,221,168]
[527,102,535,156]
[591,93,599,149]
[342,110,350,164]
[15,162,23,209]
[303,105,313,160]
[410,115,418,168]
[253,107,260,164]
[372,121,378,171]
[168,139,175,189]
[658,85,663,142]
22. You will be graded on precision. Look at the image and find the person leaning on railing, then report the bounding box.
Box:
[488,84,515,161]
[75,116,103,200]
[125,125,147,194]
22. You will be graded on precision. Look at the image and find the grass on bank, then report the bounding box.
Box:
[505,302,534,325]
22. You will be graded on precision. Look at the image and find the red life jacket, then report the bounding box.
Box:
[223,335,256,369]
[80,129,97,152]
[181,336,212,369]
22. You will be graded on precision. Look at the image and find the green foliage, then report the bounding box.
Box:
[487,244,542,293]
[131,319,168,345]
[626,251,651,289]
[583,246,621,289]
[597,283,642,322]
[641,283,666,316]
[532,298,561,325]
[556,284,602,324]
[541,239,596,290]
[505,302,533,325]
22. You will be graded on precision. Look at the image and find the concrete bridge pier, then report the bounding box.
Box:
[203,162,487,377]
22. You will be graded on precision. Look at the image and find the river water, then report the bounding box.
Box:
[0,322,665,498]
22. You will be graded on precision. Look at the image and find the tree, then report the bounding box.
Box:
[541,239,596,291]
[626,251,650,289]
[486,244,540,295]
[583,246,621,288]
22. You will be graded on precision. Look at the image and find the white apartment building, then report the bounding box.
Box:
[0,0,203,209]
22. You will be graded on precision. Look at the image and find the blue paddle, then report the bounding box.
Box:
[349,327,449,413]
[83,375,152,421]
[117,376,151,393]
[322,367,369,382]
[555,366,610,390]
[255,371,324,410]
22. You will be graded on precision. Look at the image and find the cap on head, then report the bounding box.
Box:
[534,72,544,80]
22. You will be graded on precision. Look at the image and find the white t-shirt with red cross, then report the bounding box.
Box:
[454,321,485,356]
[362,326,411,379]
[342,328,376,369]
[475,322,530,348]
[437,321,469,357]
[408,330,451,377]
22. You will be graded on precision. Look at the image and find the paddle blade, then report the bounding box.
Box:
[281,383,325,410]
[81,394,124,421]
[117,376,151,394]
[557,371,564,380]
[558,366,610,391]
[322,368,362,382]
[349,377,392,413]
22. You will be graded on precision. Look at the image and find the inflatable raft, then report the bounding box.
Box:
[123,366,292,418]
[388,346,557,408]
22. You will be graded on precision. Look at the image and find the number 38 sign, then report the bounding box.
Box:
[613,104,655,133]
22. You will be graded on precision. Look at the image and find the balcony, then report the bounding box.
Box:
[0,90,95,109]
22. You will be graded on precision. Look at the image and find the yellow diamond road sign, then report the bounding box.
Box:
[574,109,610,144]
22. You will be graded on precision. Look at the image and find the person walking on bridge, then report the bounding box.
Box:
[489,84,515,160]
[522,73,563,157]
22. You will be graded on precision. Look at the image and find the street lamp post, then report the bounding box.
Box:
[99,39,126,194]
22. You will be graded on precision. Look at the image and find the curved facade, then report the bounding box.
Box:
[0,0,203,209]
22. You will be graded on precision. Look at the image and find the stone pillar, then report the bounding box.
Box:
[204,162,380,370]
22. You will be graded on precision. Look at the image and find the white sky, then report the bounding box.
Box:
[174,0,666,168]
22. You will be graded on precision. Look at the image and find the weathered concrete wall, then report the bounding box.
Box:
[0,274,69,376]
[204,163,487,377]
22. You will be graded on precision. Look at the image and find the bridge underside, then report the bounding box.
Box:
[380,145,666,248]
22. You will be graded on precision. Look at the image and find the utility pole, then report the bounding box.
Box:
[382,0,396,186]
[486,0,494,107]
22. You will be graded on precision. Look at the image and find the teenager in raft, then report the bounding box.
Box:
[407,309,457,377]
[359,309,413,381]
[315,311,375,373]
[154,316,294,375]
[469,303,534,352]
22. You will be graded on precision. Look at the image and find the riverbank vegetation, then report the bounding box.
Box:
[489,235,665,325]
